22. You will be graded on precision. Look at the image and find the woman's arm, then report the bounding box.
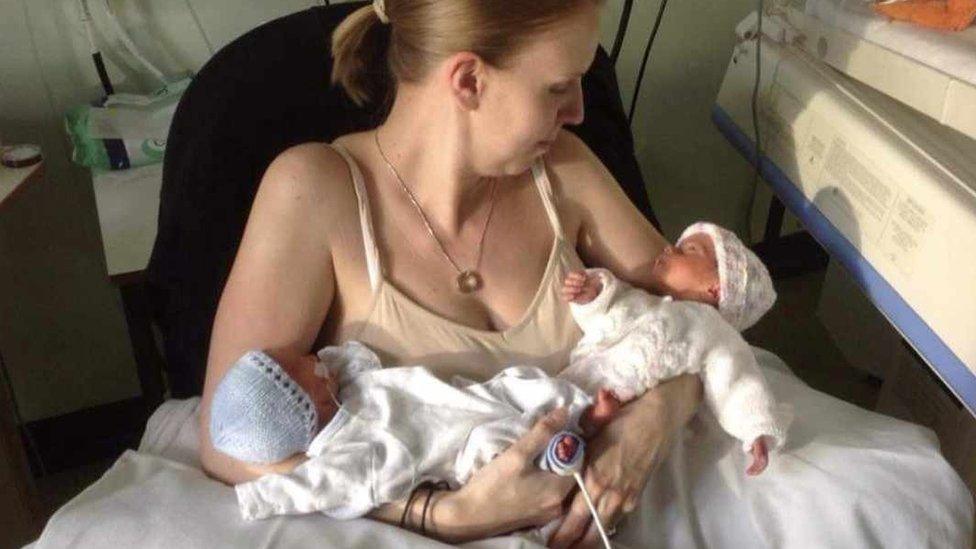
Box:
[547,132,705,548]
[368,408,578,543]
[200,144,346,484]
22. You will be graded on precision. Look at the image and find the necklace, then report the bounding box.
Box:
[374,130,497,294]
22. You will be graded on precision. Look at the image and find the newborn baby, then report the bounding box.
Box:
[558,221,792,475]
[210,342,620,521]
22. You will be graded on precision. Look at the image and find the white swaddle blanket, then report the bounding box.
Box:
[28,348,974,549]
[237,343,593,520]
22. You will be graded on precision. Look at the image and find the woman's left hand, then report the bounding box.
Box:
[548,374,702,549]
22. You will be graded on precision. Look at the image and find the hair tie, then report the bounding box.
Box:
[373,0,390,24]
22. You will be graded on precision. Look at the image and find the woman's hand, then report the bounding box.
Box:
[549,374,703,548]
[425,408,578,543]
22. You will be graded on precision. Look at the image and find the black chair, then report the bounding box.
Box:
[146,2,659,398]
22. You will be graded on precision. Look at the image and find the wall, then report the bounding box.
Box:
[0,0,756,421]
[607,0,760,239]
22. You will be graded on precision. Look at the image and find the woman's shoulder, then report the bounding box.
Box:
[539,129,615,236]
[542,129,609,201]
[265,140,354,196]
[255,140,361,228]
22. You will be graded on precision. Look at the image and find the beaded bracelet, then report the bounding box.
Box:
[398,480,451,535]
[420,480,451,536]
[399,482,427,529]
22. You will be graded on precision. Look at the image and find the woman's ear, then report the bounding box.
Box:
[446,52,485,111]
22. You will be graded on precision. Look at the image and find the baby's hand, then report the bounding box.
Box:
[746,436,770,476]
[560,270,602,304]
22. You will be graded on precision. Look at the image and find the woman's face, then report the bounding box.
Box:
[469,4,601,175]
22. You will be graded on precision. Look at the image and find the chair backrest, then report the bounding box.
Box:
[146,3,659,398]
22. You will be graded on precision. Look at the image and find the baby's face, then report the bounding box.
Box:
[275,353,342,429]
[310,366,342,428]
[650,233,721,306]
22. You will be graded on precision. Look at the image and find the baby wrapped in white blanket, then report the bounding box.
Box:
[560,267,792,458]
[228,344,597,520]
[210,221,792,521]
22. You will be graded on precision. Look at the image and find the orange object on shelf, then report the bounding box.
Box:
[874,0,976,32]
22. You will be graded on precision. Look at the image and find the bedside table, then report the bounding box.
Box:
[89,163,167,409]
[0,350,42,547]
[0,162,43,547]
[0,162,42,209]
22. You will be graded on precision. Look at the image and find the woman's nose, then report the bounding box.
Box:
[558,82,585,126]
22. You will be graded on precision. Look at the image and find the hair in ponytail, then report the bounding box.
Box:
[330,0,603,108]
[331,5,393,107]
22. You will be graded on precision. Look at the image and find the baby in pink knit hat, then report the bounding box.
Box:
[561,221,787,476]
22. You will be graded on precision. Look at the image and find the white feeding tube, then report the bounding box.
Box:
[79,0,98,54]
[539,431,613,549]
[573,472,613,549]
[78,0,114,95]
[100,0,168,85]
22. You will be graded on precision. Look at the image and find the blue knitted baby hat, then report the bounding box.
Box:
[209,350,319,463]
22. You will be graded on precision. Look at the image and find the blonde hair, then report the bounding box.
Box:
[331,0,602,107]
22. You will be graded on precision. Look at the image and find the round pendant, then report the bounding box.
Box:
[456,270,483,293]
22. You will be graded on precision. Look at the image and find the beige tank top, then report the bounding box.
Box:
[330,143,584,382]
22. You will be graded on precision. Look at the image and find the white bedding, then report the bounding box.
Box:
[803,0,976,86]
[29,349,974,548]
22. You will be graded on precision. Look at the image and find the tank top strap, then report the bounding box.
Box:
[530,158,565,240]
[331,143,383,292]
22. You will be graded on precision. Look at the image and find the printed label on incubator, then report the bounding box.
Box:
[822,139,895,223]
[815,138,902,246]
[805,135,826,170]
[877,194,932,276]
[759,83,821,192]
[761,83,804,153]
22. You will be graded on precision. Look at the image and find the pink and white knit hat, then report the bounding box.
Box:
[677,222,776,331]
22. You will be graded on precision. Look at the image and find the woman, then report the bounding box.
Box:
[198,0,703,546]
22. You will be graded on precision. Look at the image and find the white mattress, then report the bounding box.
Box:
[27,349,974,548]
[777,0,976,140]
[804,0,976,86]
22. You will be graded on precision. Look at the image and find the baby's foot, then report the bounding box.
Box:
[560,270,602,304]
[580,388,622,436]
[554,434,580,463]
[746,436,769,476]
